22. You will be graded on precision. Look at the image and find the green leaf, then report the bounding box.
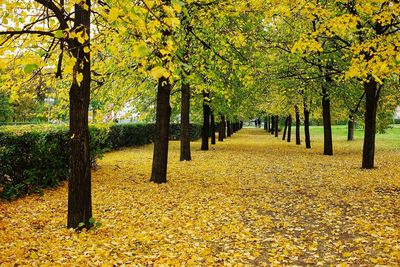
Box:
[78,222,85,228]
[89,217,96,224]
[54,30,64,39]
[23,64,38,74]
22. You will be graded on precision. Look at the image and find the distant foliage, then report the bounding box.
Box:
[0,123,202,199]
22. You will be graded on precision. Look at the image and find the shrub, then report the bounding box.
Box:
[0,122,202,199]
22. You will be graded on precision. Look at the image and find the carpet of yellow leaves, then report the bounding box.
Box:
[1,128,399,266]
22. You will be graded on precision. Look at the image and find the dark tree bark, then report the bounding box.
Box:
[270,116,275,135]
[218,119,224,141]
[221,114,226,139]
[304,107,311,149]
[274,115,279,138]
[150,76,172,183]
[282,116,288,140]
[210,112,216,145]
[150,0,173,183]
[322,85,333,155]
[68,0,92,229]
[180,83,191,161]
[295,106,301,145]
[227,120,231,137]
[348,115,355,141]
[362,79,380,169]
[240,121,243,129]
[201,91,210,150]
[287,115,292,143]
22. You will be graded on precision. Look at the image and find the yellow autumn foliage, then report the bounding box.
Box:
[0,128,399,266]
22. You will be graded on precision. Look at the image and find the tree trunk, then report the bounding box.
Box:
[221,114,226,139]
[304,107,311,149]
[274,115,279,138]
[92,109,96,124]
[211,112,216,145]
[264,118,267,131]
[218,118,224,141]
[322,85,333,155]
[180,83,191,161]
[201,91,210,150]
[68,1,92,229]
[362,79,379,169]
[282,116,288,140]
[287,115,292,143]
[270,116,275,135]
[348,115,355,141]
[150,76,171,183]
[227,120,231,137]
[295,106,301,145]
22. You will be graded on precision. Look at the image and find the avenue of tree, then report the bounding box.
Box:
[0,0,399,228]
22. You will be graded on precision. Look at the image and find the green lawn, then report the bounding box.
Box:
[304,124,400,150]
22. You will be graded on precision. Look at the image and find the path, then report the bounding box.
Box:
[1,128,399,266]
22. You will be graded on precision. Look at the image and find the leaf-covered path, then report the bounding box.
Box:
[1,128,399,266]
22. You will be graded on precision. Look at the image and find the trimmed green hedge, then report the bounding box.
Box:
[0,123,201,199]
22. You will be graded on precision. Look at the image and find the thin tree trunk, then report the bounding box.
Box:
[348,115,355,141]
[282,116,288,140]
[287,115,292,143]
[201,91,210,150]
[180,83,191,161]
[92,109,96,124]
[218,118,224,142]
[362,79,379,169]
[150,76,171,183]
[211,112,216,145]
[295,106,301,145]
[68,0,92,229]
[304,107,311,149]
[322,85,333,155]
[221,114,226,139]
[274,115,279,137]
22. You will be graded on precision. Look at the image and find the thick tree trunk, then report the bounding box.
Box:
[211,112,216,145]
[150,76,171,183]
[227,120,231,137]
[68,1,92,229]
[180,83,191,161]
[274,115,279,138]
[362,79,379,169]
[282,116,288,140]
[322,85,333,155]
[287,115,292,143]
[348,115,355,141]
[264,118,267,131]
[295,106,301,145]
[201,91,210,150]
[304,108,311,149]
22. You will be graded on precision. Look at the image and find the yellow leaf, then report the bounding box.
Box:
[108,7,119,22]
[149,66,169,79]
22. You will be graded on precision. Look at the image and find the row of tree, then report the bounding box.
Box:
[1,0,399,229]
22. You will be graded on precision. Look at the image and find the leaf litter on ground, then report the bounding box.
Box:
[0,128,399,266]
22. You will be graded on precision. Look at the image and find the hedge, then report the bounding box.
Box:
[0,123,202,199]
